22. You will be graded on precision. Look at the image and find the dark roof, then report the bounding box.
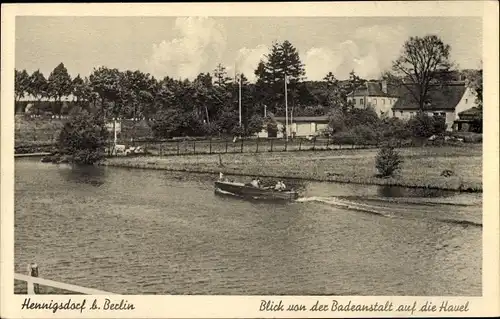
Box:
[458,107,481,116]
[349,81,395,97]
[274,116,329,123]
[392,83,466,111]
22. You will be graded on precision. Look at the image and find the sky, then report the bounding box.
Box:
[15,16,482,82]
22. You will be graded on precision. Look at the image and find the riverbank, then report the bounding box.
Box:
[102,145,482,192]
[14,152,51,158]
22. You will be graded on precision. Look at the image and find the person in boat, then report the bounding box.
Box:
[280,181,287,190]
[250,178,260,188]
[274,180,287,191]
[219,172,229,182]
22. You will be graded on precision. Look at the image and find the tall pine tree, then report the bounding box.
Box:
[254,40,305,115]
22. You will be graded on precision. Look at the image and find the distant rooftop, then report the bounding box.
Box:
[274,116,329,122]
[18,94,75,102]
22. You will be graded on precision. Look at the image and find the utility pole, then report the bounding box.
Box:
[235,62,242,127]
[238,73,242,126]
[285,75,289,142]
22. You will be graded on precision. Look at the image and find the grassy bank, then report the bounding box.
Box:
[102,145,482,192]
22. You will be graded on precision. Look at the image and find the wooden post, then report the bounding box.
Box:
[209,139,212,154]
[256,138,259,153]
[225,139,228,153]
[240,138,244,153]
[312,138,316,150]
[27,263,39,294]
[299,138,302,151]
[193,141,196,154]
[270,139,274,152]
[284,138,288,151]
[326,139,330,150]
[177,140,180,155]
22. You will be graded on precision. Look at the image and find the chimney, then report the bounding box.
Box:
[381,80,388,94]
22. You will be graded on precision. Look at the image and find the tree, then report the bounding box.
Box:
[58,108,109,165]
[375,146,404,177]
[119,70,156,120]
[48,63,73,116]
[346,70,365,108]
[88,66,122,117]
[72,75,96,109]
[323,72,348,109]
[388,35,453,111]
[193,72,215,124]
[150,108,183,138]
[213,64,232,88]
[254,40,306,115]
[327,108,346,134]
[246,113,264,136]
[27,70,48,114]
[15,69,30,103]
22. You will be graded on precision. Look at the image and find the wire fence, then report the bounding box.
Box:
[128,138,385,157]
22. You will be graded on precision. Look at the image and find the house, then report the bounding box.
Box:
[453,107,482,132]
[257,116,330,138]
[16,94,76,114]
[346,81,398,117]
[391,82,479,131]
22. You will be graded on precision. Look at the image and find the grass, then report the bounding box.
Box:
[103,145,482,192]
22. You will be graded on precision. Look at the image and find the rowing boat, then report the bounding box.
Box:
[214,181,299,201]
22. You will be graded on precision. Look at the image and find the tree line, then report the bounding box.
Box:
[15,40,374,138]
[16,35,482,141]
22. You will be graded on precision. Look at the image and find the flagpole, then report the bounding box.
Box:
[238,74,242,126]
[285,75,288,142]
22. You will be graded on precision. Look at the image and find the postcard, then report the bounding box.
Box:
[1,1,499,318]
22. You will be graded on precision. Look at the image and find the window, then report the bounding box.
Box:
[382,99,385,105]
[410,112,414,117]
[392,110,395,117]
[400,111,403,116]
[360,98,364,105]
[465,99,468,103]
[440,112,446,117]
[373,99,377,105]
[433,112,439,117]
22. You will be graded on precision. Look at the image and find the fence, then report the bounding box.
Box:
[129,137,384,157]
[15,263,115,295]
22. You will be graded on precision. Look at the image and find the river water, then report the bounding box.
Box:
[14,158,482,295]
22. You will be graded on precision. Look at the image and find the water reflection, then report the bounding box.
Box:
[58,164,107,187]
[376,185,455,198]
[15,158,481,295]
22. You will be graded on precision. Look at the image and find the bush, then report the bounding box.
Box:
[327,108,346,134]
[375,145,404,177]
[331,131,357,145]
[380,117,411,141]
[407,112,446,138]
[246,114,264,136]
[58,108,108,165]
[350,125,379,145]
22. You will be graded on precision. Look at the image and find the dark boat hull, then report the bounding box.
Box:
[214,181,298,201]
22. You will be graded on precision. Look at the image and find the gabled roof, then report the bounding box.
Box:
[274,116,329,123]
[458,107,481,116]
[349,81,395,97]
[392,83,466,111]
